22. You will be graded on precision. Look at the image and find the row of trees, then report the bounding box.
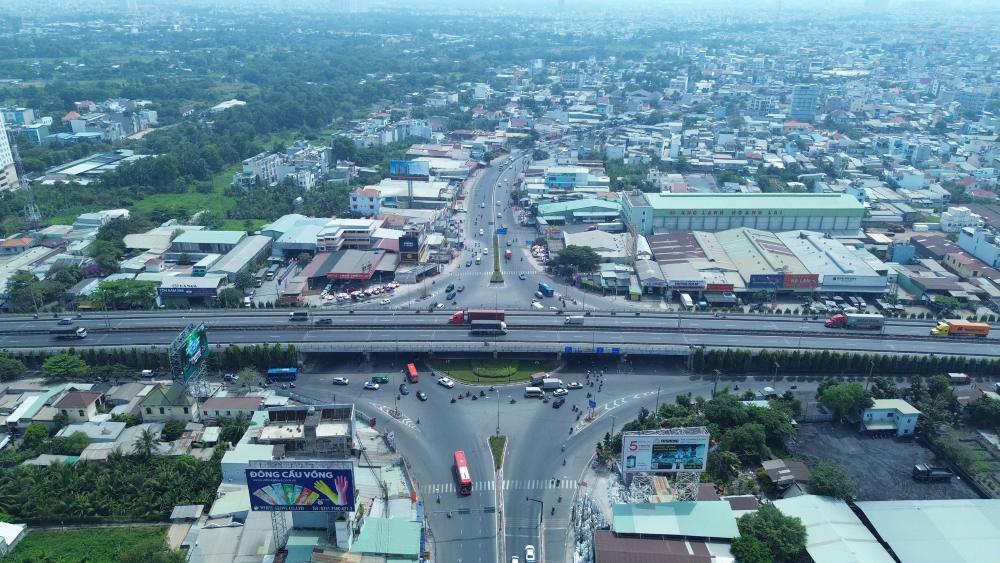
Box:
[7,343,298,382]
[694,347,1000,377]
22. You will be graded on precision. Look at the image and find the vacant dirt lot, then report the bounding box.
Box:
[789,422,979,501]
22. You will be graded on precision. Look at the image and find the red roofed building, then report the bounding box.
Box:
[971,188,997,200]
[0,237,33,255]
[61,111,81,124]
[54,391,103,423]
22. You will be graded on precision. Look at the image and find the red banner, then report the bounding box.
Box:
[783,273,819,289]
[705,283,734,292]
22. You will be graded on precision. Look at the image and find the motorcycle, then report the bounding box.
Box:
[451,398,456,403]
[510,398,516,404]
[472,395,478,401]
[479,390,485,397]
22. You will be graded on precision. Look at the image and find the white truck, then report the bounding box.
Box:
[541,377,563,390]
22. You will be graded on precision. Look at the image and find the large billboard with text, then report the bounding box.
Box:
[388,160,430,180]
[170,323,208,382]
[622,431,709,473]
[246,461,355,512]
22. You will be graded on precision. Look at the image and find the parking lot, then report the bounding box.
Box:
[789,422,980,501]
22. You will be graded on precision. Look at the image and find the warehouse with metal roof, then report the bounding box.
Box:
[537,198,622,223]
[622,192,864,235]
[773,495,893,563]
[855,499,1000,563]
[611,501,740,541]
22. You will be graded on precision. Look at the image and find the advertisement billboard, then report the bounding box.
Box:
[388,160,430,180]
[399,235,420,252]
[170,324,208,382]
[705,283,734,292]
[747,274,784,289]
[246,461,355,512]
[622,431,710,473]
[783,273,819,289]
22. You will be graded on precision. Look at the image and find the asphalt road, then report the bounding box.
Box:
[291,356,826,563]
[9,323,1000,358]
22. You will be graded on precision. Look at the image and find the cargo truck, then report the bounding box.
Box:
[50,326,87,339]
[504,248,512,260]
[824,313,885,329]
[912,464,955,482]
[449,309,505,324]
[930,320,990,337]
[470,319,508,335]
[947,373,971,385]
[541,377,563,390]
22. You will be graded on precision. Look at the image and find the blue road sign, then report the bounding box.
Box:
[596,347,605,354]
[496,227,508,235]
[611,347,621,355]
[588,399,598,409]
[564,346,573,353]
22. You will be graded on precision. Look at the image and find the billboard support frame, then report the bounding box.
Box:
[169,323,209,388]
[622,427,708,502]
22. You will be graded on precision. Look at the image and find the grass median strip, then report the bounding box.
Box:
[489,435,506,470]
[432,358,557,384]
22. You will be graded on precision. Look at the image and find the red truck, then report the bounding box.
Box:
[448,309,505,324]
[504,249,512,260]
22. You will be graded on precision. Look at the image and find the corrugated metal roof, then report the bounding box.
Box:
[612,501,740,539]
[774,495,894,563]
[641,192,864,214]
[352,517,421,557]
[855,499,1000,563]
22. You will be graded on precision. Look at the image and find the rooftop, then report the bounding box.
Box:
[774,495,893,563]
[630,192,864,214]
[612,501,740,540]
[855,499,1000,563]
[53,391,101,409]
[869,399,921,415]
[172,230,247,246]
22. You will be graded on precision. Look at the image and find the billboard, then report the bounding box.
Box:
[171,323,208,382]
[399,235,420,252]
[747,273,784,289]
[246,461,355,512]
[388,159,430,180]
[705,283,734,292]
[783,273,819,289]
[622,431,710,473]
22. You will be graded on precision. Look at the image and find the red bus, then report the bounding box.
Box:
[406,363,419,383]
[454,450,473,495]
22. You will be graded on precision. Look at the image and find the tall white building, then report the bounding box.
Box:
[789,84,821,122]
[0,114,18,192]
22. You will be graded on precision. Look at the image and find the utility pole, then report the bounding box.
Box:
[653,387,661,417]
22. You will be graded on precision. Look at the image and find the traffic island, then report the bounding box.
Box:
[432,358,557,385]
[489,435,506,470]
[490,234,504,283]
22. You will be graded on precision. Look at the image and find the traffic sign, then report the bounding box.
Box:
[596,347,605,354]
[564,346,573,353]
[588,399,598,409]
[496,227,508,235]
[611,347,621,355]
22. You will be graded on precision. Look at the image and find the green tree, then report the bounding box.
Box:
[819,382,873,420]
[552,245,601,273]
[91,279,158,310]
[532,148,549,160]
[133,427,162,458]
[968,396,1000,431]
[730,536,772,563]
[236,367,262,387]
[53,411,70,431]
[737,504,807,562]
[42,353,90,380]
[746,405,795,449]
[22,422,49,450]
[161,420,186,442]
[88,239,123,274]
[719,423,769,463]
[4,272,43,313]
[704,393,749,430]
[296,252,313,266]
[331,136,357,162]
[706,450,741,483]
[0,356,26,382]
[233,270,255,291]
[809,461,858,501]
[219,413,251,444]
[217,287,244,308]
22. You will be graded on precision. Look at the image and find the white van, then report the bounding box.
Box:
[564,316,585,325]
[524,386,544,398]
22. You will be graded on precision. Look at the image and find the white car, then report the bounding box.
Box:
[364,382,380,390]
[479,228,485,236]
[531,302,544,310]
[567,382,583,390]
[332,377,350,386]
[525,545,536,562]
[552,388,568,397]
[380,298,391,305]
[437,377,456,389]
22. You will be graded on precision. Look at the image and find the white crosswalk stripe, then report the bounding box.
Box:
[422,478,576,496]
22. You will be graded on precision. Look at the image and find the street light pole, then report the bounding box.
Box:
[865,360,875,391]
[653,386,661,417]
[713,369,722,397]
[773,361,780,382]
[496,386,501,435]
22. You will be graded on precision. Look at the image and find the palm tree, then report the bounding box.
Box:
[133,427,162,458]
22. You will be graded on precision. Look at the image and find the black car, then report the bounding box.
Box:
[553,397,566,408]
[446,291,457,300]
[399,383,410,395]
[445,284,455,293]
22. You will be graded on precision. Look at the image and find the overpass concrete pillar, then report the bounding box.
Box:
[363,351,371,362]
[556,352,563,361]
[493,350,498,359]
[620,354,628,363]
